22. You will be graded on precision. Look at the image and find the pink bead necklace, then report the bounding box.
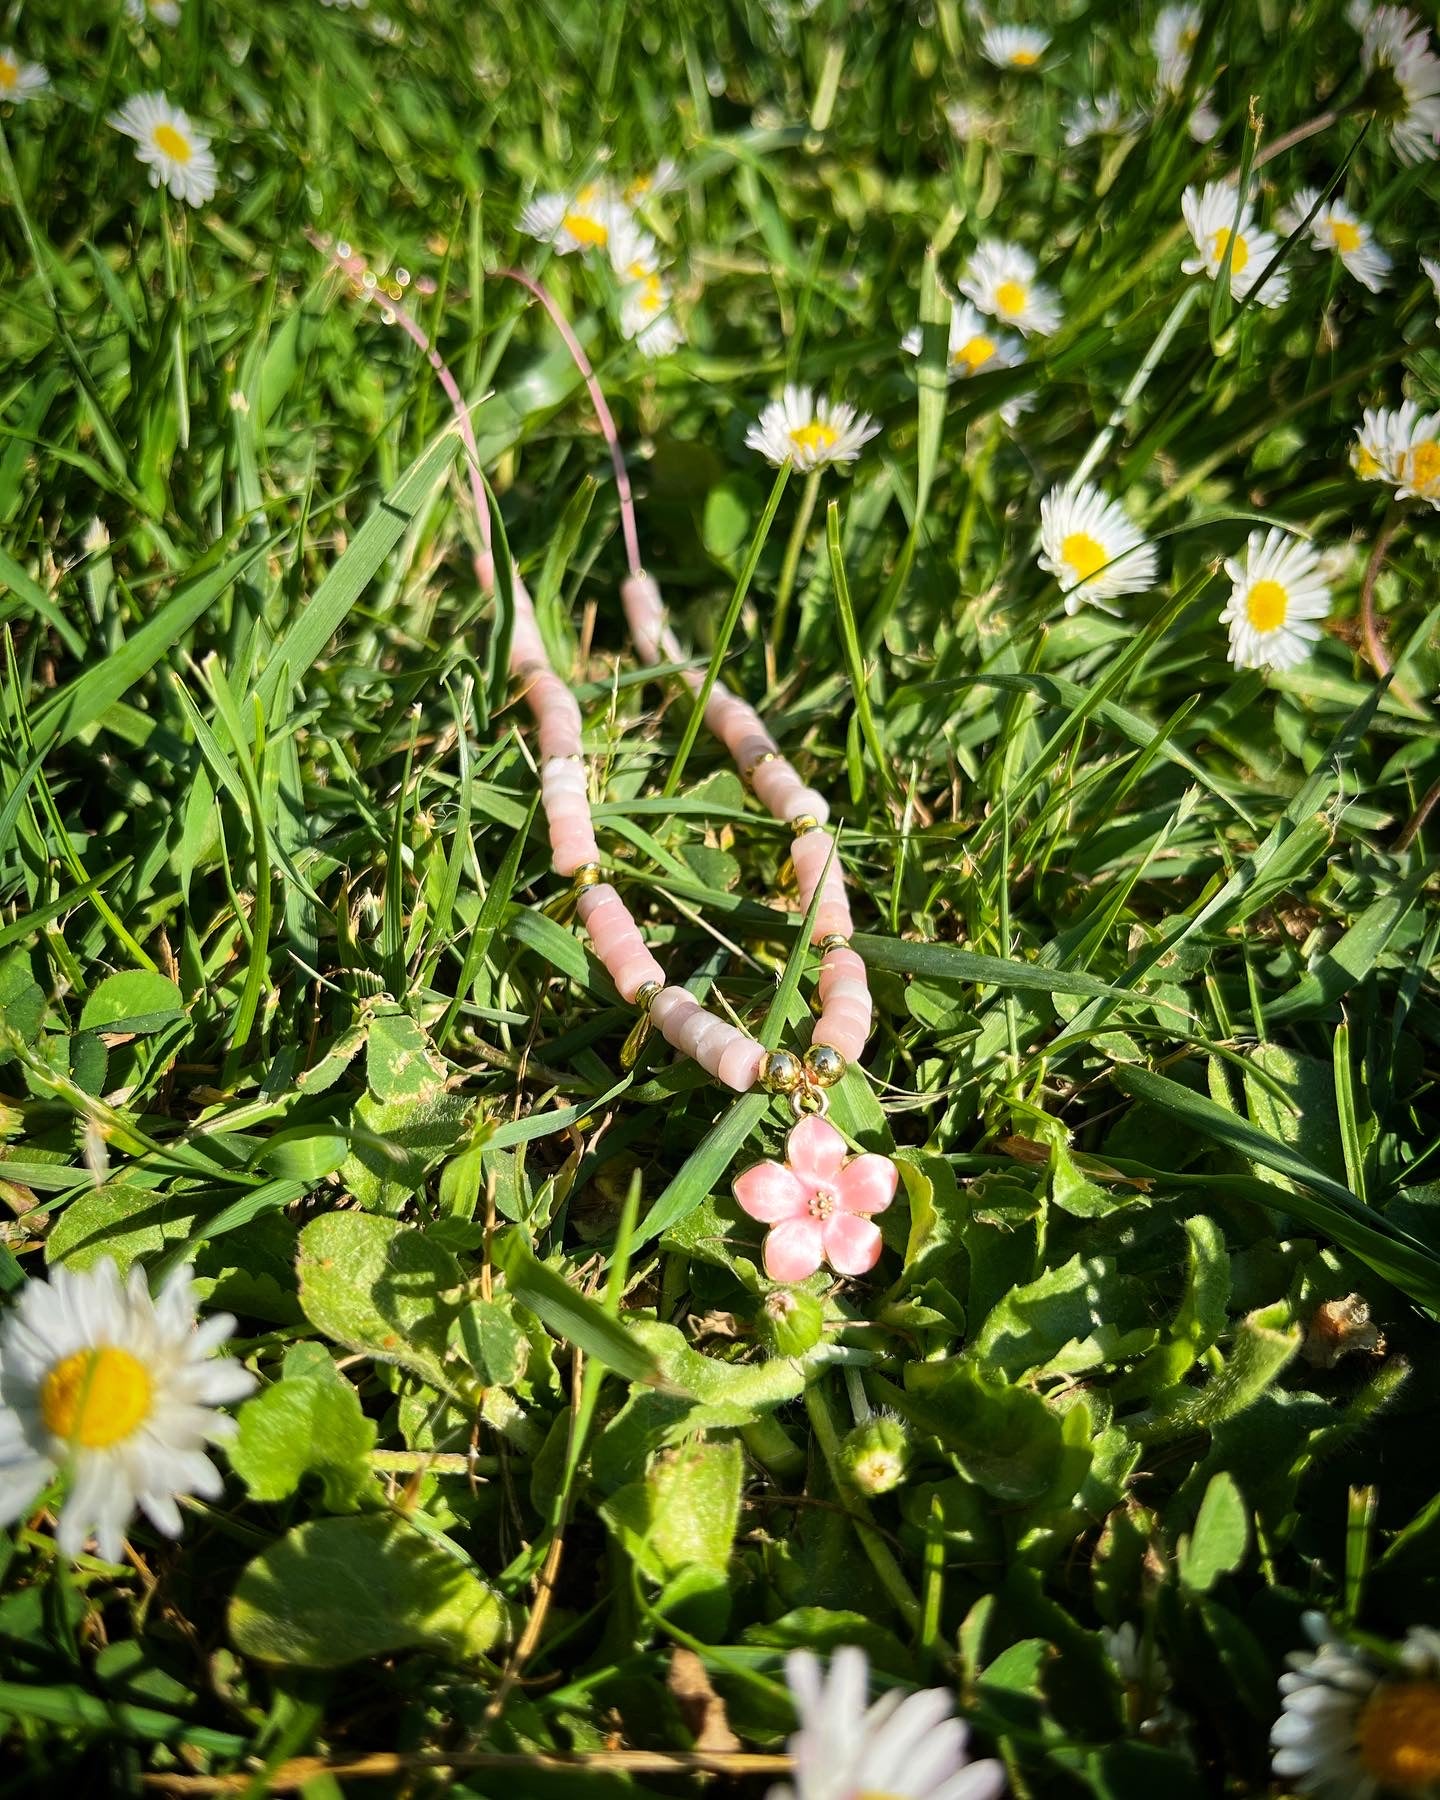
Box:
[318,236,896,1282]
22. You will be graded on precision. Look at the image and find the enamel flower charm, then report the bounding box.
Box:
[733,1114,896,1283]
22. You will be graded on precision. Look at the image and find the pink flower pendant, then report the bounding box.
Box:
[732,1114,898,1283]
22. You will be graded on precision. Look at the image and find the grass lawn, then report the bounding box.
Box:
[1,0,1439,1793]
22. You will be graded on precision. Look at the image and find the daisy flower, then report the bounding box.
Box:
[1422,255,1440,318]
[620,272,683,358]
[1154,2,1202,93]
[1220,529,1331,670]
[745,385,880,472]
[1360,6,1440,164]
[767,1647,1006,1800]
[0,1259,254,1563]
[1280,188,1391,291]
[945,99,994,140]
[1350,400,1440,503]
[108,93,218,208]
[607,214,662,282]
[901,299,1023,383]
[518,184,627,255]
[958,239,1062,336]
[1039,482,1159,614]
[1189,92,1222,141]
[622,160,682,204]
[0,46,49,103]
[1063,92,1142,146]
[1272,1613,1440,1798]
[980,25,1050,70]
[1181,182,1289,308]
[124,0,182,25]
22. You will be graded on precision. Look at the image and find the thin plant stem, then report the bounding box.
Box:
[772,464,822,654]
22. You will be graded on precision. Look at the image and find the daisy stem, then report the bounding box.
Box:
[804,1379,920,1632]
[0,119,56,312]
[1250,108,1341,171]
[1070,282,1204,493]
[771,466,821,656]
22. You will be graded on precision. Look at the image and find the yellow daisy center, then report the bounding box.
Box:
[1011,48,1040,65]
[1061,531,1108,581]
[152,122,193,164]
[1245,578,1289,632]
[0,57,17,89]
[1328,218,1362,254]
[953,333,997,370]
[791,421,838,455]
[563,211,608,248]
[1357,1680,1440,1788]
[637,274,663,314]
[41,1346,153,1448]
[994,279,1028,316]
[1409,440,1440,489]
[1211,227,1249,273]
[1354,446,1381,478]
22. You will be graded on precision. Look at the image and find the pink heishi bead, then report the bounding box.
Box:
[611,949,665,1003]
[717,1035,765,1092]
[575,883,620,925]
[750,757,803,817]
[648,986,692,1034]
[813,1015,867,1060]
[784,788,831,825]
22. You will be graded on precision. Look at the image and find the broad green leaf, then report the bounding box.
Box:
[230,1358,379,1512]
[600,1437,744,1582]
[1178,1470,1249,1593]
[365,1008,448,1104]
[77,971,185,1035]
[47,1184,207,1273]
[491,1229,665,1388]
[228,1514,503,1668]
[339,1088,473,1213]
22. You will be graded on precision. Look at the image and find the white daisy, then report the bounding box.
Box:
[901,299,1023,384]
[622,160,682,204]
[124,0,182,25]
[1063,92,1142,146]
[518,184,628,256]
[607,213,662,282]
[1361,6,1440,165]
[0,1259,254,1563]
[1181,181,1290,308]
[980,25,1050,70]
[1359,400,1440,504]
[1189,92,1222,141]
[1280,188,1391,291]
[620,271,683,357]
[745,385,880,471]
[1272,1612,1440,1799]
[767,1647,1006,1800]
[1154,2,1202,93]
[945,99,994,140]
[0,46,49,103]
[108,93,218,208]
[1422,255,1440,318]
[958,238,1062,336]
[1220,529,1331,670]
[1039,481,1160,614]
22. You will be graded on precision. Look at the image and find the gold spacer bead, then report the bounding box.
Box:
[817,932,851,953]
[790,815,824,835]
[633,979,663,1013]
[760,1048,804,1095]
[572,863,603,887]
[742,750,781,783]
[804,1043,847,1088]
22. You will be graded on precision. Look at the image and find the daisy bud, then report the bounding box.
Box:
[840,1416,910,1495]
[758,1287,824,1358]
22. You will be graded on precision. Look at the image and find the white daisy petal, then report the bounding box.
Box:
[1039,480,1159,612]
[107,92,218,209]
[1361,6,1440,164]
[958,238,1062,336]
[0,45,49,102]
[979,24,1049,70]
[745,384,880,471]
[1180,181,1289,307]
[1219,528,1332,670]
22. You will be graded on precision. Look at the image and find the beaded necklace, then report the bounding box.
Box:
[318,236,897,1281]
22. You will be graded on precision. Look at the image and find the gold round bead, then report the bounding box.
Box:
[572,863,603,887]
[804,1044,847,1088]
[789,814,820,835]
[760,1049,804,1094]
[817,932,850,953]
[634,980,663,1012]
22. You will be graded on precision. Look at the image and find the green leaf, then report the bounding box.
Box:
[600,1437,744,1582]
[77,971,185,1035]
[339,1088,473,1213]
[47,1184,207,1274]
[228,1514,504,1668]
[365,1008,448,1103]
[1178,1471,1249,1593]
[491,1229,666,1388]
[875,1364,1066,1503]
[230,1361,379,1512]
[1113,1215,1230,1401]
[296,1211,465,1394]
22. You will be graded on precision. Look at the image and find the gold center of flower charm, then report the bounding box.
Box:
[953,333,996,370]
[790,421,838,455]
[994,279,1027,316]
[1061,531,1108,582]
[1357,1680,1440,1787]
[1245,578,1289,632]
[807,1189,837,1221]
[41,1346,153,1448]
[152,123,193,164]
[1409,440,1440,490]
[563,211,608,247]
[1328,218,1362,254]
[1211,227,1249,273]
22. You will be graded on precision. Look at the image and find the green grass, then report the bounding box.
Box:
[2,0,1439,1793]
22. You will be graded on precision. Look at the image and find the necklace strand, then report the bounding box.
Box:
[319,237,874,1107]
